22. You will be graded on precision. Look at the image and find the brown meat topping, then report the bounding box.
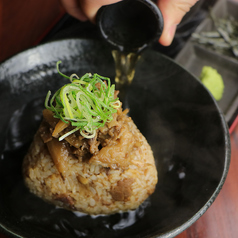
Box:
[89,123,135,168]
[110,178,135,201]
[39,106,139,172]
[42,109,59,128]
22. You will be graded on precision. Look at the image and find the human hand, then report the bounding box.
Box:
[60,0,120,22]
[157,0,198,46]
[60,0,198,46]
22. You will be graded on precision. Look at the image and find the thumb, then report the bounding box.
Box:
[157,0,198,46]
[80,0,121,23]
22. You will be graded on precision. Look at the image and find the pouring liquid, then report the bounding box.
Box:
[112,50,141,105]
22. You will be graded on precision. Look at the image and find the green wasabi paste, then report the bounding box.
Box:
[199,66,224,101]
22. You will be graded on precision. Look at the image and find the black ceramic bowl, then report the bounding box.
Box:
[0,39,230,238]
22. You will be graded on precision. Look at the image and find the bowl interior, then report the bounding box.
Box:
[0,39,230,238]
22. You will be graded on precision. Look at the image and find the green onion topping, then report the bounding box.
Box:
[45,61,120,140]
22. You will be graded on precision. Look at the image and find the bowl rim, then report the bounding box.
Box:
[0,38,231,238]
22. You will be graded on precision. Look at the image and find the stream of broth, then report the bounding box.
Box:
[112,50,141,104]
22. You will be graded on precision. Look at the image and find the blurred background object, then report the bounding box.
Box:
[0,0,65,62]
[0,0,219,63]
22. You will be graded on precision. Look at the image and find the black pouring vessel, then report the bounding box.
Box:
[96,0,164,53]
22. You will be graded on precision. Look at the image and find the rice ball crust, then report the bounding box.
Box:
[23,110,158,215]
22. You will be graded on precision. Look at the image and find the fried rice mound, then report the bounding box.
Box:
[23,106,158,215]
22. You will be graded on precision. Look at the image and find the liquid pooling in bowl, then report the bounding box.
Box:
[0,98,152,238]
[0,39,230,238]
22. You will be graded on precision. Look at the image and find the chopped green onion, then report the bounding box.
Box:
[45,61,120,139]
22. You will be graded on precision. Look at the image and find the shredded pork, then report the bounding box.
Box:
[39,106,142,175]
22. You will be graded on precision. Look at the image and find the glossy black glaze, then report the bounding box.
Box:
[96,0,163,52]
[0,39,230,238]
